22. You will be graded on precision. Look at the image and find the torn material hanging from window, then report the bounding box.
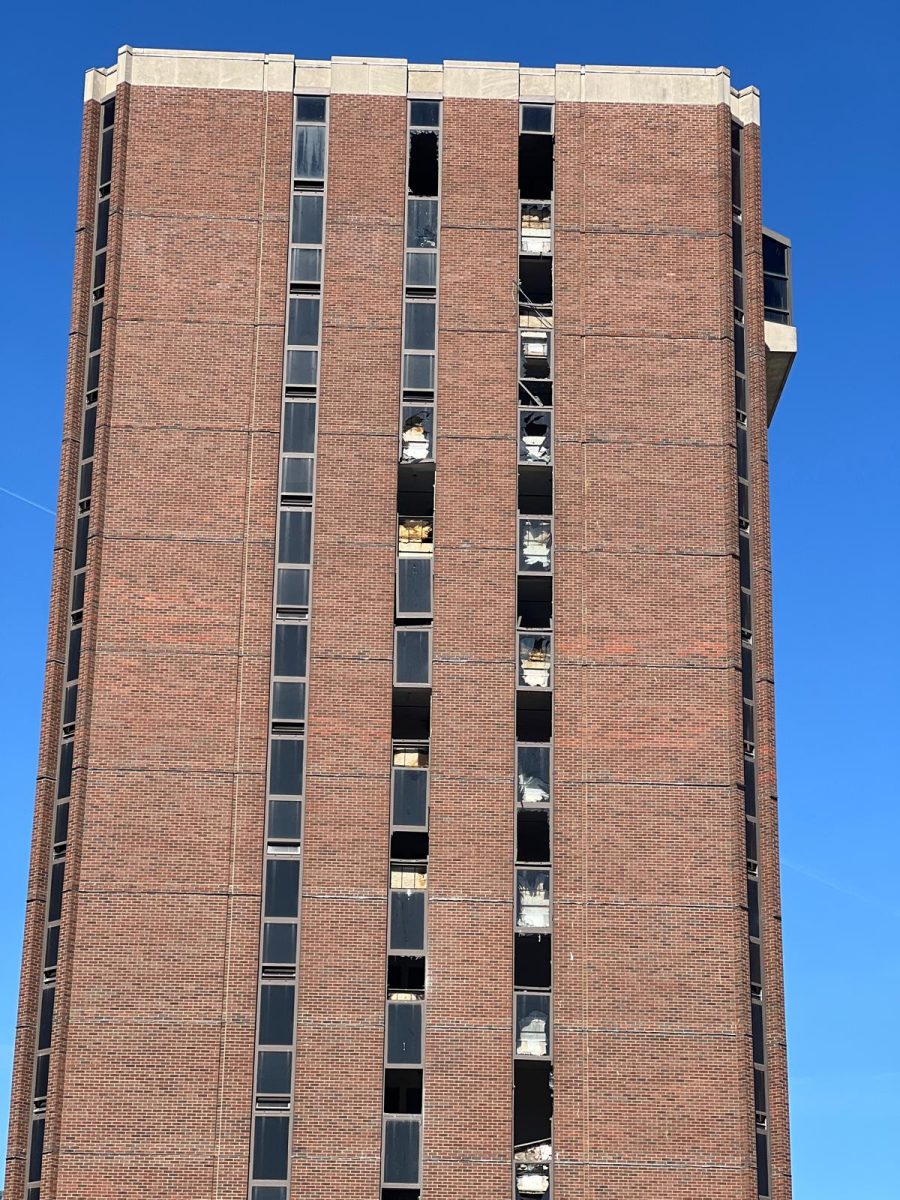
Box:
[521,202,552,256]
[519,518,552,571]
[516,993,550,1057]
[519,411,552,465]
[518,634,552,689]
[400,405,434,462]
[516,869,551,929]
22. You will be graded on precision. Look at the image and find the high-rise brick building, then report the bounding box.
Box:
[5,47,797,1200]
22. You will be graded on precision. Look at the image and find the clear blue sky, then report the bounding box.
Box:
[1,1,897,1193]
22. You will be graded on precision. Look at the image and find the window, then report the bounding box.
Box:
[278,509,312,565]
[516,868,551,930]
[519,517,552,572]
[404,301,436,351]
[289,247,321,285]
[389,868,427,952]
[400,405,433,462]
[515,992,550,1057]
[283,402,316,455]
[383,1115,422,1186]
[274,622,308,678]
[407,130,439,197]
[269,736,304,797]
[519,409,552,465]
[518,634,552,689]
[281,454,314,500]
[276,568,309,612]
[287,297,320,347]
[262,921,297,967]
[37,986,55,1051]
[406,251,437,289]
[521,201,552,256]
[403,352,435,392]
[407,199,438,249]
[517,743,550,806]
[392,744,429,830]
[258,984,295,1046]
[410,100,440,128]
[521,104,553,133]
[397,557,432,618]
[520,327,551,381]
[394,628,432,686]
[252,1114,290,1181]
[57,739,74,799]
[285,349,317,387]
[386,999,424,1066]
[294,125,325,180]
[48,863,64,924]
[257,1049,292,1097]
[265,859,300,919]
[763,231,791,324]
[291,192,324,244]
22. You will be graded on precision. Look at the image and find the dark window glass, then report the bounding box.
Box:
[734,374,747,418]
[407,129,439,196]
[295,95,326,122]
[53,802,69,848]
[252,1114,290,1181]
[397,557,432,616]
[272,681,306,722]
[403,352,434,391]
[756,1130,770,1195]
[764,274,789,311]
[294,125,326,180]
[389,889,426,952]
[521,104,553,132]
[383,1116,421,1185]
[66,627,82,683]
[515,991,551,1056]
[89,303,103,353]
[291,192,324,243]
[387,1001,423,1065]
[82,405,97,461]
[740,586,753,638]
[269,737,304,796]
[282,403,316,455]
[95,197,110,251]
[736,423,749,480]
[281,456,314,497]
[287,297,320,347]
[48,863,64,924]
[86,351,100,393]
[743,697,755,748]
[274,623,308,678]
[28,1116,45,1182]
[289,247,322,284]
[257,1049,292,1095]
[395,629,430,685]
[258,984,295,1046]
[733,321,746,376]
[745,816,758,866]
[276,568,309,610]
[70,571,86,615]
[79,461,93,503]
[92,249,107,294]
[754,1064,767,1118]
[747,875,761,940]
[762,235,787,276]
[731,149,742,211]
[74,514,89,571]
[252,1188,287,1200]
[407,199,438,248]
[410,100,440,127]
[733,271,744,316]
[392,768,428,828]
[751,997,765,1062]
[405,251,437,287]
[265,858,300,919]
[404,302,436,351]
[739,533,751,591]
[732,219,743,270]
[749,937,763,988]
[44,924,60,971]
[102,98,116,128]
[278,509,312,565]
[34,1052,50,1100]
[285,349,317,387]
[741,642,753,682]
[268,798,301,841]
[38,987,55,1051]
[57,740,74,799]
[262,921,297,966]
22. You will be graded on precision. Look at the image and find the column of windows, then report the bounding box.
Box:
[381,98,441,1199]
[24,96,116,1197]
[247,94,328,1200]
[731,119,771,1200]
[513,101,555,1200]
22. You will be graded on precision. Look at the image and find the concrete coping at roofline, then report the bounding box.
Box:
[85,47,760,124]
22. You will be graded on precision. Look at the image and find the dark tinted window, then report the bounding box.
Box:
[252,1114,290,1181]
[265,859,300,919]
[44,924,60,971]
[395,630,430,684]
[66,627,82,683]
[295,95,326,122]
[294,125,326,179]
[389,889,426,952]
[269,737,304,796]
[262,921,297,966]
[410,101,440,127]
[268,798,302,840]
[74,515,89,571]
[383,1117,420,1185]
[274,623,308,678]
[387,1001,423,1065]
[291,192,324,244]
[278,509,312,565]
[89,303,103,353]
[34,1051,50,1100]
[392,769,428,828]
[282,402,316,454]
[287,297,320,347]
[276,568,309,610]
[521,104,552,132]
[257,1049,292,1095]
[57,739,74,799]
[38,986,55,1050]
[28,1116,45,1182]
[404,302,436,351]
[397,557,432,616]
[762,235,787,276]
[258,984,295,1046]
[48,862,64,924]
[53,801,69,847]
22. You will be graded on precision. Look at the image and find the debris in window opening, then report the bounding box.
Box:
[514,1143,552,1195]
[401,409,433,461]
[519,636,551,688]
[391,868,427,890]
[517,870,550,927]
[399,519,433,553]
[516,1008,549,1057]
[521,521,551,569]
[518,769,550,806]
[520,413,551,466]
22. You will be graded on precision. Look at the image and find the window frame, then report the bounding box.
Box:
[393,626,433,688]
[517,514,553,574]
[517,631,553,691]
[381,1113,423,1188]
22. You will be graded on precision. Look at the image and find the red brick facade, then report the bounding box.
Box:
[5,65,791,1200]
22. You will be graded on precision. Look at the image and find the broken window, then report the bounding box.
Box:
[516,868,551,930]
[515,1143,551,1196]
[407,130,439,197]
[400,404,434,462]
[515,992,550,1057]
[519,410,552,466]
[519,326,552,381]
[517,809,550,864]
[392,744,429,830]
[395,628,432,687]
[517,743,550,806]
[514,1060,553,1149]
[407,199,438,249]
[521,202,552,256]
[518,517,552,572]
[386,999,424,1066]
[382,1115,421,1186]
[518,634,552,689]
[389,866,427,953]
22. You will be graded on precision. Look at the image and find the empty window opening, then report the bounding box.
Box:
[519,379,553,408]
[518,466,553,518]
[517,809,550,864]
[391,830,429,861]
[520,257,553,307]
[518,575,553,630]
[515,992,551,1058]
[387,1000,424,1067]
[521,201,552,257]
[516,704,552,744]
[383,1114,422,1186]
[514,1059,553,1148]
[519,409,552,465]
[517,744,550,807]
[400,405,434,463]
[392,693,432,741]
[516,868,551,930]
[407,130,439,197]
[520,327,552,381]
[518,634,552,689]
[396,463,435,516]
[388,954,425,996]
[515,932,551,990]
[384,1068,423,1114]
[519,133,554,200]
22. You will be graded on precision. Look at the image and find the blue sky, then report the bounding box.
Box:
[1,1,897,1193]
